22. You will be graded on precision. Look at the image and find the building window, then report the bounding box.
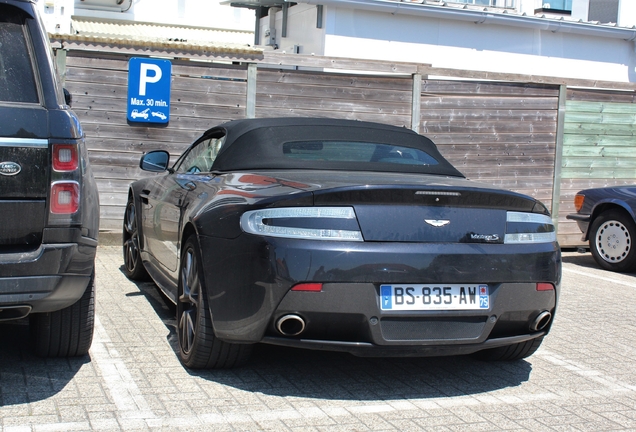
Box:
[541,1,572,12]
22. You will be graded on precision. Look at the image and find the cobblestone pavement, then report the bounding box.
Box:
[1,246,636,431]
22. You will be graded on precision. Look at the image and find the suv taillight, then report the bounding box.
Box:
[48,142,83,225]
[52,144,79,171]
[51,181,80,214]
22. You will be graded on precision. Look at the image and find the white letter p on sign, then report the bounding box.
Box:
[139,63,162,96]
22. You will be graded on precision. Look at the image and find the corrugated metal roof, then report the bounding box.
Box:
[71,17,254,47]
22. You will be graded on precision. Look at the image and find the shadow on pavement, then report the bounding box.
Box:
[562,249,636,276]
[125,267,534,402]
[0,319,90,406]
[561,250,598,270]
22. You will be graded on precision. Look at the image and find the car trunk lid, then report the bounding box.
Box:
[308,174,545,244]
[0,137,49,248]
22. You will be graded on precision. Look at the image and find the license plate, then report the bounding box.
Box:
[380,284,490,311]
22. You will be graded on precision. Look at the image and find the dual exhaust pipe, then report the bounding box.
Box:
[276,310,552,337]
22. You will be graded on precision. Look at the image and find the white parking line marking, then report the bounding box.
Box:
[538,350,636,392]
[562,267,636,289]
[91,315,156,420]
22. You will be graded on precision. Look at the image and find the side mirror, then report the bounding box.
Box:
[63,88,72,107]
[140,150,170,172]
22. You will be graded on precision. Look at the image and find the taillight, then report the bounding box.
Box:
[50,181,80,214]
[504,212,557,244]
[536,283,555,291]
[49,141,83,226]
[291,283,323,292]
[574,194,585,212]
[52,144,79,171]
[240,207,363,241]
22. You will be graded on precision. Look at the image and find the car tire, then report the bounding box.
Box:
[177,235,252,369]
[30,270,95,357]
[473,336,544,361]
[123,198,149,280]
[589,209,636,272]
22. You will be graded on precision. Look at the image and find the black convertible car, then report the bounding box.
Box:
[123,118,561,369]
[567,186,636,272]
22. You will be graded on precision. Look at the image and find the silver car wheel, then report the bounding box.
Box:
[595,219,631,263]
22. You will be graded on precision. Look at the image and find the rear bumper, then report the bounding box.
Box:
[200,234,561,351]
[264,281,556,354]
[0,237,97,317]
[262,332,546,357]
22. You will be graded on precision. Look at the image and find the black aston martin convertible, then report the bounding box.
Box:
[123,117,561,369]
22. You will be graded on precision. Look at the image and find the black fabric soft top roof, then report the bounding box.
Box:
[207,117,464,178]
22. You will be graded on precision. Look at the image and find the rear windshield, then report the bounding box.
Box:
[283,141,440,166]
[0,9,38,103]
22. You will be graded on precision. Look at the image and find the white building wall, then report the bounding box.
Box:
[272,4,325,54]
[38,0,74,34]
[320,7,636,82]
[618,0,636,27]
[38,0,254,33]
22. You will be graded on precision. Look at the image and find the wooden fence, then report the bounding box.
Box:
[53,40,636,246]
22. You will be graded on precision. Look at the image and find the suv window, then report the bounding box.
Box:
[0,9,38,104]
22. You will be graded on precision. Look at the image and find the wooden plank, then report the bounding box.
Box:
[66,79,247,101]
[561,178,636,188]
[420,109,557,122]
[563,134,636,146]
[561,167,636,179]
[256,80,413,104]
[440,145,556,157]
[420,121,557,134]
[257,69,413,91]
[568,89,636,103]
[81,123,199,144]
[421,80,558,97]
[562,146,636,158]
[428,133,556,145]
[563,123,636,136]
[66,54,129,71]
[565,112,636,125]
[256,94,412,116]
[253,106,411,127]
[262,51,423,75]
[72,103,245,127]
[565,101,636,115]
[421,96,558,110]
[562,157,636,168]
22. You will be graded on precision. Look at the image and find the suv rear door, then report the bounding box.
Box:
[0,5,49,250]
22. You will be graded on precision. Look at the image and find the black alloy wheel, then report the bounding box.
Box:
[123,199,148,280]
[176,235,252,369]
[589,209,636,273]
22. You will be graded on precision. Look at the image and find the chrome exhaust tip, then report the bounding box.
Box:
[276,314,306,336]
[0,305,31,322]
[530,311,552,332]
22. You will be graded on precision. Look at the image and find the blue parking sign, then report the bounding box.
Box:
[127,58,171,124]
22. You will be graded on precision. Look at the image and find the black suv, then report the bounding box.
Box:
[0,0,99,356]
